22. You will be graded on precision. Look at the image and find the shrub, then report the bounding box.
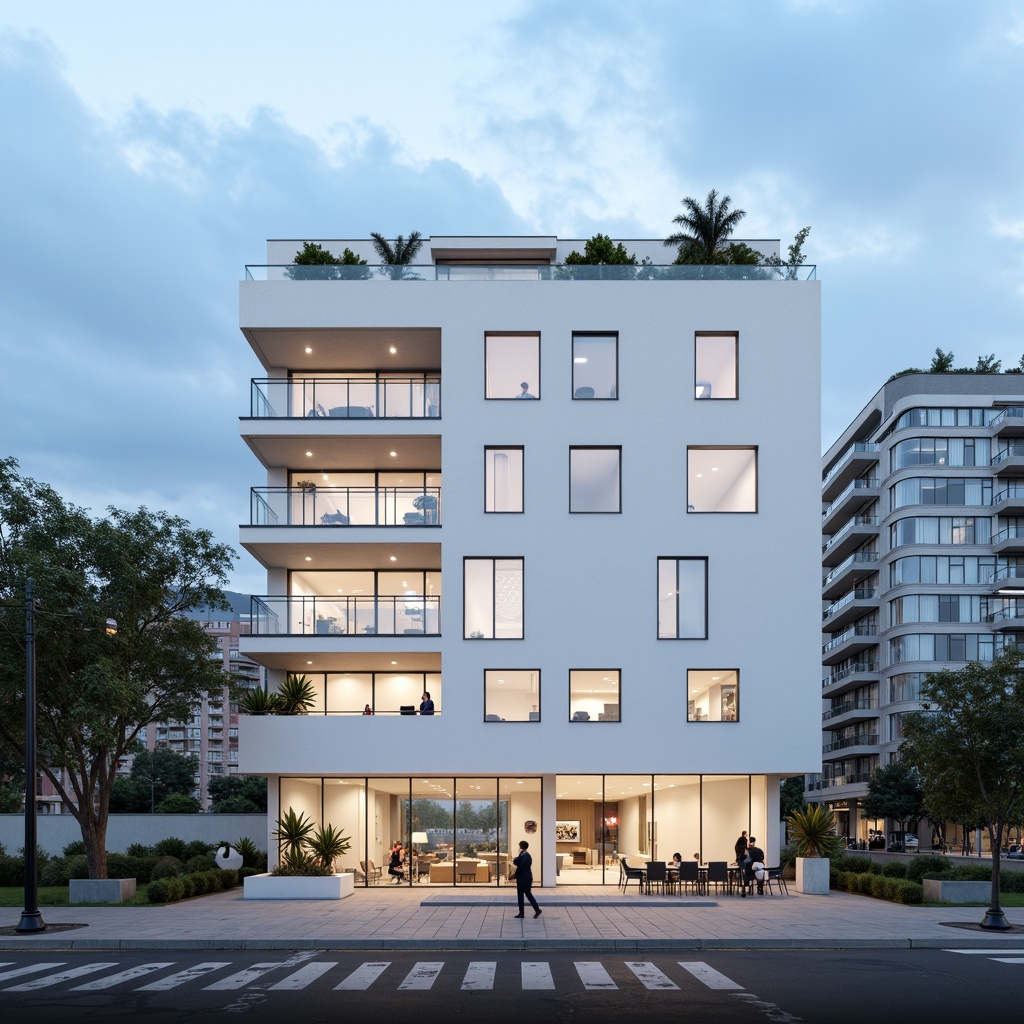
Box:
[62,840,87,857]
[41,857,73,886]
[183,855,217,875]
[106,853,137,879]
[906,855,951,883]
[950,864,992,882]
[147,878,173,903]
[125,842,153,858]
[218,869,238,889]
[184,840,214,860]
[239,866,262,880]
[1001,870,1024,893]
[151,856,183,880]
[895,880,924,904]
[834,855,872,874]
[881,860,907,879]
[154,837,188,859]
[0,856,25,887]
[858,873,875,895]
[870,874,888,899]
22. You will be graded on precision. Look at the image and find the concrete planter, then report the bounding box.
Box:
[796,857,831,895]
[69,878,136,904]
[243,872,354,900]
[922,879,991,903]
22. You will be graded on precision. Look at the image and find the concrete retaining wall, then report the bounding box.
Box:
[0,814,267,855]
[922,879,991,903]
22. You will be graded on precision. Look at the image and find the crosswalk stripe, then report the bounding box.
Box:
[398,961,444,990]
[72,962,175,990]
[990,958,1024,964]
[137,962,232,991]
[270,962,338,990]
[522,962,555,990]
[204,962,285,990]
[625,961,680,990]
[461,962,496,990]
[4,963,118,991]
[944,949,1024,954]
[0,963,65,985]
[575,961,618,990]
[677,961,744,990]
[335,961,391,990]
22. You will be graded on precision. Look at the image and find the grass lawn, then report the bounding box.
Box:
[0,885,155,908]
[918,892,1024,908]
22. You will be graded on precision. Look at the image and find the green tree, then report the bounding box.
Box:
[780,776,805,823]
[284,242,368,280]
[563,234,638,265]
[861,761,924,837]
[759,227,812,279]
[0,458,238,879]
[664,189,747,263]
[975,353,1002,373]
[369,231,424,280]
[409,798,453,830]
[156,792,201,813]
[930,348,955,372]
[121,748,199,812]
[208,774,268,813]
[901,650,1024,929]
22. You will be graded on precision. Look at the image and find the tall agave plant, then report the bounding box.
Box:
[786,804,844,858]
[307,823,352,872]
[238,686,285,715]
[277,673,317,714]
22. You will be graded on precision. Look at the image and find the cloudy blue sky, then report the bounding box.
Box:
[2,1,1022,594]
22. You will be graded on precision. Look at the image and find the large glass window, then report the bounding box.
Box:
[486,334,540,399]
[890,477,992,510]
[889,516,991,547]
[569,669,620,722]
[891,437,989,470]
[569,447,621,512]
[464,557,524,639]
[687,447,757,512]
[694,333,738,399]
[889,554,999,586]
[888,632,998,664]
[484,669,540,722]
[687,670,738,722]
[658,557,708,639]
[485,447,524,512]
[572,333,618,399]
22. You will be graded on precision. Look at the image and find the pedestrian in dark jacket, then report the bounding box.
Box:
[512,840,541,918]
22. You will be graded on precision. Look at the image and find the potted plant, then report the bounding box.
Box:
[786,804,843,895]
[413,492,438,524]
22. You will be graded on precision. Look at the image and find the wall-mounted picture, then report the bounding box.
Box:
[555,820,581,843]
[524,820,537,834]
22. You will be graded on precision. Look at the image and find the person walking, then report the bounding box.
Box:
[512,840,541,918]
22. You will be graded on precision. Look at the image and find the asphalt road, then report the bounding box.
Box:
[1,947,1020,1023]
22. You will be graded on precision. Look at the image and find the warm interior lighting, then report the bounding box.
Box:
[389,451,397,457]
[305,451,313,458]
[574,357,587,363]
[389,556,397,561]
[305,346,313,354]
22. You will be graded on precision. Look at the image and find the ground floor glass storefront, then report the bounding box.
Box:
[277,774,767,887]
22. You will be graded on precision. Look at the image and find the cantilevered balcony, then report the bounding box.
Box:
[250,376,441,419]
[822,699,880,727]
[822,660,880,697]
[990,407,1024,438]
[822,623,879,664]
[984,606,1024,631]
[992,444,1024,476]
[989,565,1024,595]
[822,587,879,632]
[250,486,440,528]
[992,524,1024,555]
[822,732,878,757]
[993,483,1024,517]
[821,479,880,534]
[822,516,880,566]
[822,551,879,600]
[251,595,441,637]
[821,443,880,503]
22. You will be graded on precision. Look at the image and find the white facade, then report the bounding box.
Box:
[237,236,821,885]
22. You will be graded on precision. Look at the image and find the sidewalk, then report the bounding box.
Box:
[1,884,1022,951]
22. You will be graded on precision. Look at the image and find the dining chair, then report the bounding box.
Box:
[677,860,701,895]
[619,857,646,894]
[765,865,789,895]
[360,860,382,885]
[645,861,668,895]
[705,860,731,895]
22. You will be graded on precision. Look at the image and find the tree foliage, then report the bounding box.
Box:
[284,242,368,280]
[0,458,238,878]
[780,776,805,822]
[901,650,1024,927]
[208,773,268,813]
[862,761,924,832]
[664,189,747,263]
[369,231,424,279]
[109,749,199,813]
[563,234,638,265]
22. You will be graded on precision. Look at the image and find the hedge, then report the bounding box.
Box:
[832,869,923,904]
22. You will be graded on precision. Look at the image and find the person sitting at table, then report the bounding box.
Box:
[670,852,683,869]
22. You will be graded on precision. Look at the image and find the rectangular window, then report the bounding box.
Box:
[572,333,618,399]
[570,446,621,512]
[464,557,524,638]
[687,446,757,512]
[485,447,524,512]
[687,670,738,722]
[484,669,539,722]
[569,669,620,722]
[485,333,540,399]
[658,557,708,639]
[694,333,738,399]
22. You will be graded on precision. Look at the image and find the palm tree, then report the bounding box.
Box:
[370,231,424,279]
[664,190,747,263]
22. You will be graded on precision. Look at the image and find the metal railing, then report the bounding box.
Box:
[822,516,880,553]
[989,407,1024,428]
[992,444,1024,466]
[822,661,879,689]
[823,624,879,655]
[994,483,1024,505]
[250,487,440,527]
[823,588,878,621]
[250,377,440,419]
[989,565,1024,585]
[251,595,441,636]
[822,443,880,487]
[984,607,1024,623]
[823,733,878,754]
[992,525,1024,546]
[822,551,879,587]
[822,479,880,520]
[823,699,879,722]
[245,263,818,282]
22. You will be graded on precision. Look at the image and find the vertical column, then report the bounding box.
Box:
[540,774,557,888]
[764,774,782,866]
[265,775,281,871]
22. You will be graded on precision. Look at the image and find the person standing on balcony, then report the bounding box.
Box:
[419,692,435,715]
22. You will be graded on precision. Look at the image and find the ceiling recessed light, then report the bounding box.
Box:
[696,472,703,478]
[573,357,587,363]
[306,660,313,665]
[389,451,397,458]
[305,451,313,458]
[390,556,397,561]
[305,346,313,354]
[391,660,397,665]
[389,346,397,354]
[305,556,312,561]
[711,466,719,472]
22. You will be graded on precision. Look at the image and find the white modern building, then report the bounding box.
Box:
[811,372,1024,850]
[237,235,821,886]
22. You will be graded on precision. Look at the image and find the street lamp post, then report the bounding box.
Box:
[17,578,43,934]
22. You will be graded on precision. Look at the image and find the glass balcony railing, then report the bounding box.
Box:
[822,661,879,689]
[989,407,1024,428]
[823,624,878,655]
[823,734,878,754]
[992,525,1024,545]
[244,263,818,282]
[251,487,440,527]
[251,596,441,637]
[990,565,1024,585]
[822,479,880,520]
[822,551,879,587]
[822,443,880,487]
[991,444,1024,465]
[823,699,879,722]
[823,588,878,621]
[984,607,1024,624]
[822,516,879,553]
[250,377,440,418]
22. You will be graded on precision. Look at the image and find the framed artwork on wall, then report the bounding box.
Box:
[555,820,581,843]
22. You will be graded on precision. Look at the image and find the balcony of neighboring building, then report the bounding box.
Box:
[822,698,880,728]
[822,622,879,664]
[989,563,1024,596]
[993,482,1024,517]
[821,443,880,503]
[822,731,879,758]
[822,516,880,566]
[821,550,879,600]
[821,479,880,534]
[984,600,1024,631]
[822,659,880,698]
[805,771,873,797]
[822,587,879,632]
[991,443,1024,476]
[992,524,1024,555]
[989,407,1024,438]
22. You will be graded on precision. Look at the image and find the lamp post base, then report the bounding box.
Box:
[15,910,46,934]
[980,907,1011,930]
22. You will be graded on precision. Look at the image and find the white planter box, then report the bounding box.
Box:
[70,878,136,904]
[795,857,830,895]
[243,872,354,900]
[922,879,991,903]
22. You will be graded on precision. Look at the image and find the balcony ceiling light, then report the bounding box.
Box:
[574,357,587,363]
[305,451,313,458]
[389,346,397,354]
[305,556,312,561]
[390,451,397,457]
[390,555,397,561]
[305,346,313,354]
